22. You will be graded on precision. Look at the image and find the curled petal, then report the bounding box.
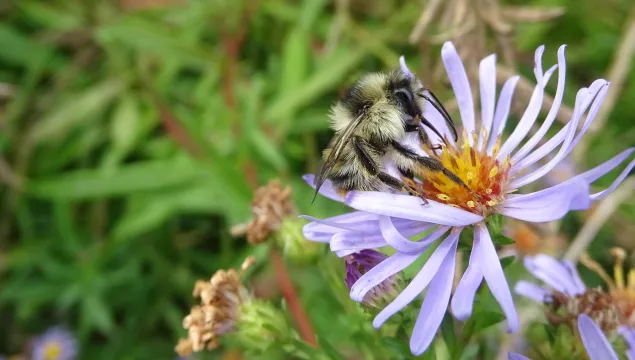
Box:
[578,314,619,360]
[476,225,519,332]
[301,213,381,233]
[410,240,458,355]
[514,281,550,302]
[442,41,475,142]
[497,47,551,160]
[346,191,483,226]
[350,252,420,303]
[330,220,432,253]
[379,216,447,253]
[330,232,388,254]
[512,45,567,163]
[511,80,607,179]
[303,174,344,202]
[373,230,461,328]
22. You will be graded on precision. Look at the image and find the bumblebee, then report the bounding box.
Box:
[313,69,471,201]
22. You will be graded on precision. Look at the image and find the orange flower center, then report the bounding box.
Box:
[411,130,513,216]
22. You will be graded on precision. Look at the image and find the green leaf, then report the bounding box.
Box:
[492,234,515,246]
[0,24,53,68]
[82,295,115,334]
[469,310,506,334]
[440,313,457,350]
[96,17,217,68]
[26,159,208,199]
[30,79,125,144]
[500,255,516,268]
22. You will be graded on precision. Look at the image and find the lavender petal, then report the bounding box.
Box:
[619,326,635,360]
[497,46,548,160]
[511,81,608,187]
[591,156,635,201]
[345,191,483,226]
[512,45,567,163]
[350,251,420,302]
[508,353,531,360]
[476,225,519,332]
[487,75,520,153]
[500,179,590,222]
[578,314,619,360]
[523,255,585,296]
[410,239,458,355]
[302,174,345,202]
[330,231,388,254]
[514,281,550,302]
[578,147,635,184]
[451,238,483,320]
[373,230,461,328]
[562,260,587,294]
[442,41,475,142]
[379,216,448,253]
[478,54,497,149]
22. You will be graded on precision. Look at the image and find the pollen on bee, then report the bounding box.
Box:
[436,194,451,201]
[467,201,475,208]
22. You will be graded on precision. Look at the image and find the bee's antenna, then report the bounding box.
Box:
[419,92,459,142]
[419,116,448,146]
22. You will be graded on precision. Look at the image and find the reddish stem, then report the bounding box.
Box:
[270,249,318,347]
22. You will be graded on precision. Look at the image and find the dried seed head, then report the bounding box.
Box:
[243,180,296,245]
[545,288,624,334]
[175,257,254,356]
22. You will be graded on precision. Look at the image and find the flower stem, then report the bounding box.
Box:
[270,249,318,347]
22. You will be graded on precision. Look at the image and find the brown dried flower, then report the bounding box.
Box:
[546,288,624,333]
[233,180,297,245]
[175,257,254,356]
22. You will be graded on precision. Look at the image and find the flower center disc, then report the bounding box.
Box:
[411,131,512,216]
[43,342,62,360]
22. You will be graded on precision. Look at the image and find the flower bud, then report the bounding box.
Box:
[345,250,404,310]
[274,217,321,264]
[233,299,291,353]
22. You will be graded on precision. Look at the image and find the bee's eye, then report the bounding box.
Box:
[393,88,413,105]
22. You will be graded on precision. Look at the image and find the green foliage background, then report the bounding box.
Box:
[0,0,634,359]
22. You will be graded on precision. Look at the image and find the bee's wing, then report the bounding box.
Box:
[313,112,366,202]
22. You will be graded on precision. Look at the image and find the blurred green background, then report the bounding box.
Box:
[0,0,634,359]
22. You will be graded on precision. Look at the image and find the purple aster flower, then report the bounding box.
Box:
[31,326,77,360]
[302,41,635,355]
[515,253,635,359]
[345,250,404,309]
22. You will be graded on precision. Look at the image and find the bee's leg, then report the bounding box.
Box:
[405,124,442,151]
[391,140,480,199]
[352,136,415,197]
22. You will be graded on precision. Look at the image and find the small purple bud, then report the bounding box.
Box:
[345,250,403,309]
